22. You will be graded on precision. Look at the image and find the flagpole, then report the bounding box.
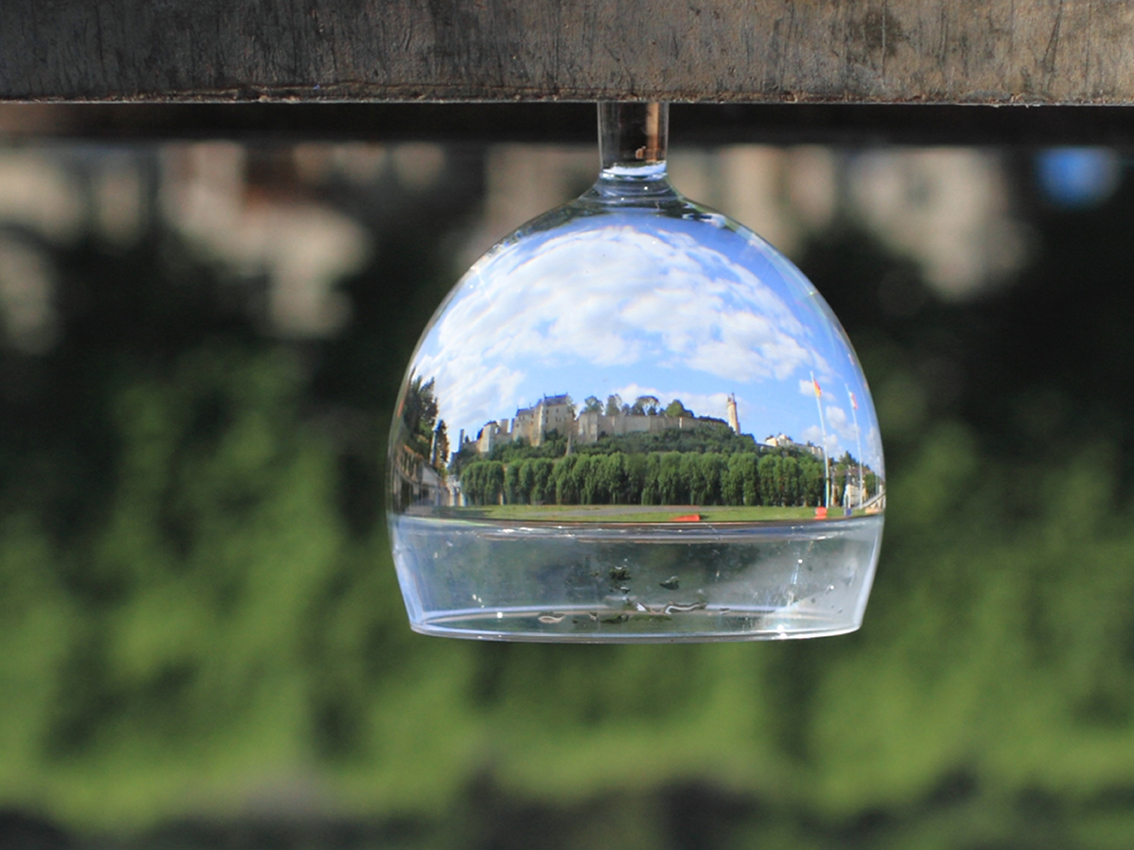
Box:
[811,371,831,509]
[847,385,865,509]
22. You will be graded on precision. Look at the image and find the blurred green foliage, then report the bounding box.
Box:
[2,148,1134,850]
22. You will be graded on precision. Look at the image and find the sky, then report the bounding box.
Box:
[409,210,885,475]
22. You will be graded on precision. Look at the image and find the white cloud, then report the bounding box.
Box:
[415,221,848,436]
[825,404,849,431]
[423,363,526,438]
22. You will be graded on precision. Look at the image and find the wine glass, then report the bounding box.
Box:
[387,103,884,642]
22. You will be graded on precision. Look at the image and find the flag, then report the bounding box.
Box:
[849,390,858,410]
[812,377,822,398]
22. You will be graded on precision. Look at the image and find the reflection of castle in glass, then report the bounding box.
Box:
[388,103,885,642]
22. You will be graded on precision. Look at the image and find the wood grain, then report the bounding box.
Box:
[3,0,1133,105]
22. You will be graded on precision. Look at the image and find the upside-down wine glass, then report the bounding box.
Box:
[388,103,885,642]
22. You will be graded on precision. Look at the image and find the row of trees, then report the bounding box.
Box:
[459,449,876,508]
[581,393,696,418]
[450,397,729,473]
[473,422,760,470]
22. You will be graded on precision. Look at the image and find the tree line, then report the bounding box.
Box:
[459,449,877,508]
[463,422,761,472]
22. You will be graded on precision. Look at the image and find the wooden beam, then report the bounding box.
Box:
[4,0,1134,106]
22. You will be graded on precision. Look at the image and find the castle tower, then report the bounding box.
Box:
[727,393,741,434]
[534,398,547,447]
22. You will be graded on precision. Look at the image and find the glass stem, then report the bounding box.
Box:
[598,102,669,173]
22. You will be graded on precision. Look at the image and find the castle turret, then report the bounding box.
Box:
[727,393,741,434]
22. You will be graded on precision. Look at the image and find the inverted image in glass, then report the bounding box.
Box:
[388,104,884,642]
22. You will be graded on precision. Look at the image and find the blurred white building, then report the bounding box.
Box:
[0,137,1032,356]
[472,143,1030,302]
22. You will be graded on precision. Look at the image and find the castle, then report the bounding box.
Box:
[459,393,740,457]
[761,433,825,458]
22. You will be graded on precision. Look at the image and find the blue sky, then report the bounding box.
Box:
[410,211,884,475]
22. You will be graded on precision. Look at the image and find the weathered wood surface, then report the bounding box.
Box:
[3,0,1134,105]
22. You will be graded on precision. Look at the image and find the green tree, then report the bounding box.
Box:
[799,454,825,506]
[460,462,484,504]
[702,453,725,505]
[517,459,535,504]
[759,454,783,506]
[659,452,688,504]
[724,452,756,505]
[504,462,522,504]
[680,454,700,504]
[460,460,506,505]
[625,452,647,505]
[485,461,505,505]
[554,455,580,504]
[401,374,438,457]
[583,396,603,414]
[743,453,761,505]
[575,455,600,504]
[598,453,629,504]
[665,399,694,418]
[641,453,661,505]
[531,458,554,504]
[864,470,878,500]
[431,420,449,473]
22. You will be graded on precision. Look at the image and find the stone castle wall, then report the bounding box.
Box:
[470,398,734,456]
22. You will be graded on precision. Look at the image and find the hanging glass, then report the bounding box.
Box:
[387,103,884,641]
